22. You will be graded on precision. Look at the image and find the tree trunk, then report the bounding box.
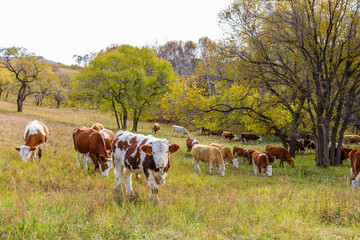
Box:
[17,85,26,112]
[5,91,9,99]
[122,110,127,129]
[289,136,297,158]
[132,118,139,132]
[315,124,329,168]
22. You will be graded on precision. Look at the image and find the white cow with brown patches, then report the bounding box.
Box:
[112,131,181,202]
[15,120,49,162]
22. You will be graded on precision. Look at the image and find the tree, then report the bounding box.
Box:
[220,0,360,166]
[74,45,176,131]
[0,47,51,112]
[0,67,13,98]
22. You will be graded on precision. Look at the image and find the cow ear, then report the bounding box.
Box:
[140,144,152,156]
[169,143,181,155]
[30,147,37,152]
[15,147,20,151]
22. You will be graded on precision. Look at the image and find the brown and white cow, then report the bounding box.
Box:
[16,120,49,162]
[73,126,112,176]
[244,149,256,165]
[252,151,272,176]
[222,131,237,142]
[152,123,160,134]
[303,139,315,153]
[241,132,262,144]
[186,136,199,154]
[233,146,247,162]
[112,132,180,202]
[330,146,353,165]
[350,149,360,189]
[99,128,115,155]
[192,144,226,176]
[285,138,305,154]
[265,145,295,167]
[208,142,239,168]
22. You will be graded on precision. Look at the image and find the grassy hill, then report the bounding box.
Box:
[0,100,359,239]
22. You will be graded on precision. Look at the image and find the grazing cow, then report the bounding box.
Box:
[303,139,315,153]
[331,146,353,165]
[15,120,49,162]
[252,151,272,176]
[112,132,180,202]
[349,149,360,189]
[241,132,262,144]
[192,144,226,176]
[208,143,239,168]
[344,135,360,145]
[285,138,305,154]
[265,145,295,167]
[186,137,199,154]
[152,123,160,134]
[73,126,113,176]
[172,125,190,137]
[201,127,210,135]
[244,149,256,165]
[222,131,237,142]
[91,123,104,131]
[233,146,247,162]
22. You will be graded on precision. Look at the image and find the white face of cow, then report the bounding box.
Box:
[232,159,239,168]
[16,145,36,162]
[218,165,226,176]
[266,165,272,176]
[234,134,237,140]
[99,158,113,177]
[351,173,360,189]
[151,141,170,170]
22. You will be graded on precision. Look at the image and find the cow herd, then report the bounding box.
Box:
[14,120,360,203]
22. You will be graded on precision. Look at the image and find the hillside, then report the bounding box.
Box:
[0,100,360,239]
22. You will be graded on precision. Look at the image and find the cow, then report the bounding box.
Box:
[152,123,160,134]
[265,145,295,167]
[99,128,115,155]
[112,132,180,202]
[15,120,49,162]
[201,127,210,135]
[344,135,360,145]
[233,146,247,162]
[285,138,305,154]
[186,136,199,154]
[72,126,113,176]
[208,142,239,168]
[251,151,272,176]
[349,149,360,189]
[244,149,256,165]
[330,146,353,165]
[303,139,315,153]
[241,132,262,144]
[172,125,190,137]
[222,131,237,142]
[91,123,104,131]
[192,144,226,176]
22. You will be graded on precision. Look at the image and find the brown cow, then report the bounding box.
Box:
[186,136,199,153]
[285,138,305,154]
[192,144,225,176]
[331,146,353,165]
[241,132,262,144]
[152,123,160,134]
[252,151,272,176]
[244,149,256,165]
[208,143,239,168]
[73,126,112,176]
[91,123,104,131]
[233,146,247,162]
[266,145,295,167]
[350,149,360,189]
[344,135,360,145]
[222,131,237,142]
[15,120,49,162]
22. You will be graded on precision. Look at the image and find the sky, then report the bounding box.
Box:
[1,0,233,65]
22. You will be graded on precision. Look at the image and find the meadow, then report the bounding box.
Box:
[0,99,360,239]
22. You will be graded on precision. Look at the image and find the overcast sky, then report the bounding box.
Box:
[1,0,233,65]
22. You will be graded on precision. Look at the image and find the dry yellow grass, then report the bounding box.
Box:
[1,100,360,239]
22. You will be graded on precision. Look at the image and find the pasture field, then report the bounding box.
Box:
[0,99,360,239]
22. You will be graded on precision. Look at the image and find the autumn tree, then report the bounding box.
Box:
[74,45,175,131]
[220,0,360,166]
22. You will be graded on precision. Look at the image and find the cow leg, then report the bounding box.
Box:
[76,151,81,168]
[147,171,159,202]
[123,168,134,196]
[37,146,42,161]
[209,163,213,174]
[279,159,284,168]
[193,157,201,172]
[114,163,125,196]
[252,161,259,175]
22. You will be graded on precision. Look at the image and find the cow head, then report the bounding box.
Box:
[98,155,113,177]
[140,141,180,171]
[265,165,272,176]
[232,158,239,169]
[259,136,263,142]
[15,146,37,162]
[218,165,226,176]
[351,172,360,189]
[289,159,295,167]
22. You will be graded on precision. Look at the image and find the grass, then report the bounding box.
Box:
[1,99,360,239]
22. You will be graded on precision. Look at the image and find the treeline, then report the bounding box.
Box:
[1,0,360,167]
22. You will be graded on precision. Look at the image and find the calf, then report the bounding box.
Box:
[222,131,237,142]
[252,151,272,176]
[208,143,239,168]
[233,146,247,162]
[241,132,262,144]
[349,149,360,189]
[265,145,295,167]
[16,120,49,162]
[112,132,180,202]
[172,125,190,137]
[152,123,160,134]
[186,136,199,154]
[192,144,226,176]
[73,126,113,176]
